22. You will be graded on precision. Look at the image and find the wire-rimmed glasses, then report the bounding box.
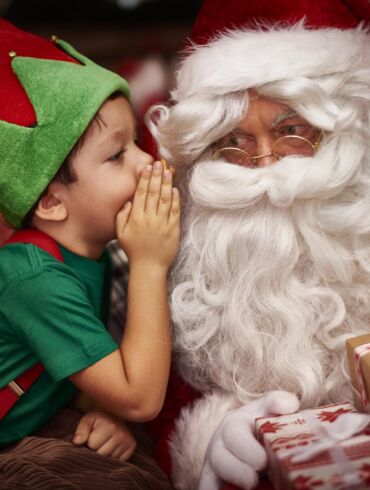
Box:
[213,126,322,168]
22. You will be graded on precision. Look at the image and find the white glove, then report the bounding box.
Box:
[198,391,300,490]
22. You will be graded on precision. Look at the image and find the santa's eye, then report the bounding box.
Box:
[225,132,254,152]
[275,120,316,140]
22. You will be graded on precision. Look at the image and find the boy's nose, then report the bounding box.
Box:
[136,149,154,175]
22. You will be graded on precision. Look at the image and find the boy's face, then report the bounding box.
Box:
[61,96,153,246]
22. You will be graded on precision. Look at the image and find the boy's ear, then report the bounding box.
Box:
[34,183,68,222]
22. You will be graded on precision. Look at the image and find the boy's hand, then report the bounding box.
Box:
[73,409,136,461]
[116,160,180,269]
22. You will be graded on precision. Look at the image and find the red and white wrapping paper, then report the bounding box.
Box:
[255,402,370,489]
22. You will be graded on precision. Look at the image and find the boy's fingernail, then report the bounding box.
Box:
[154,161,162,170]
[163,169,171,179]
[146,164,153,172]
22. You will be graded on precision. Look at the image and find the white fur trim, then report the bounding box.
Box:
[169,392,239,490]
[173,23,370,100]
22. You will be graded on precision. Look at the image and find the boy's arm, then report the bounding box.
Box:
[122,259,171,414]
[70,162,180,422]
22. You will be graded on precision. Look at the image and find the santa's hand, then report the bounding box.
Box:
[198,391,299,490]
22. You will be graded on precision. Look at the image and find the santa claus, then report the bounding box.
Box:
[147,0,370,488]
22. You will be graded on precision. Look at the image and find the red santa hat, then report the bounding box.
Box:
[172,0,369,102]
[190,0,370,45]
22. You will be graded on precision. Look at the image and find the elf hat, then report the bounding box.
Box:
[173,0,370,101]
[0,20,130,228]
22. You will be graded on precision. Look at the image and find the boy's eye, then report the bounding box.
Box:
[108,149,124,162]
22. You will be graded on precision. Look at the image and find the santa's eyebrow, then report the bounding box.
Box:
[228,127,247,137]
[271,109,299,128]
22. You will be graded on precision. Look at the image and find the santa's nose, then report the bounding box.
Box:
[254,136,279,168]
[254,154,278,168]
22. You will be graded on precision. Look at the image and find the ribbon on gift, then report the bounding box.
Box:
[279,409,370,488]
[353,343,370,413]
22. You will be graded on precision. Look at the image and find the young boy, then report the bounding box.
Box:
[0,20,179,489]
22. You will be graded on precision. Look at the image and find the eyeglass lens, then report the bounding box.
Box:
[217,132,320,167]
[215,117,321,166]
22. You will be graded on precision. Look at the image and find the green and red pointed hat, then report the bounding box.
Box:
[0,19,130,228]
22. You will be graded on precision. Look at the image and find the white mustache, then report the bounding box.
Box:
[189,138,365,210]
[190,156,315,210]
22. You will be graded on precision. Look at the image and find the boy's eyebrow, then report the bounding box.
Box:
[97,130,127,148]
[271,109,299,128]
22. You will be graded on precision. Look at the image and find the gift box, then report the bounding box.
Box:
[255,402,370,489]
[346,335,370,413]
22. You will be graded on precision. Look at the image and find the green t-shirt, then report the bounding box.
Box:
[0,242,118,447]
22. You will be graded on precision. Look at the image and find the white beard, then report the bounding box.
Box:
[171,135,370,409]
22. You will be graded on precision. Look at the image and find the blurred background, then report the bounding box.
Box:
[1,0,201,64]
